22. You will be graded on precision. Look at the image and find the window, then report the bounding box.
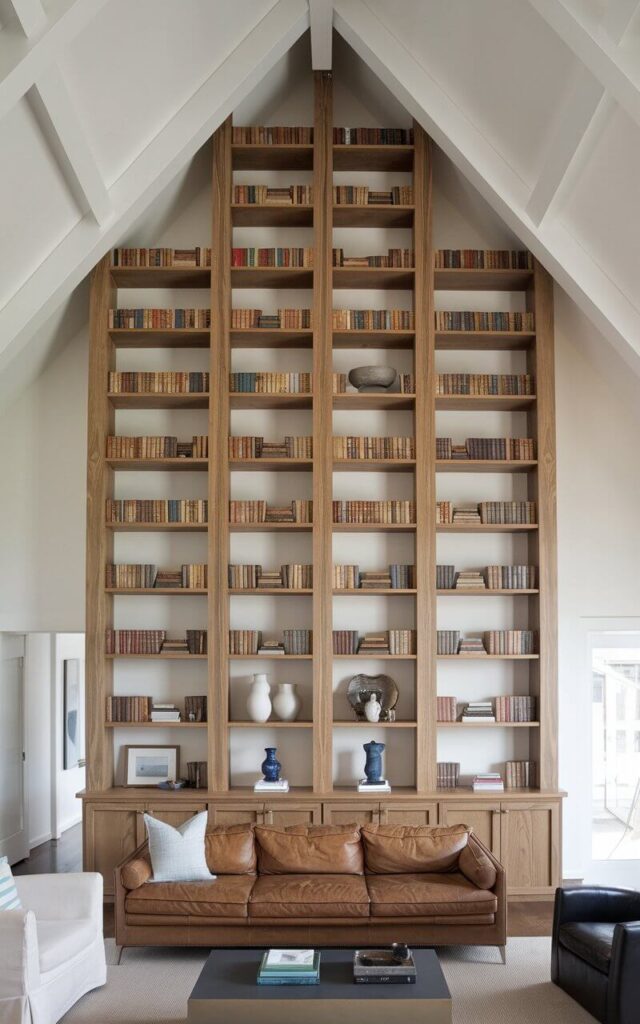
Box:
[617,730,627,754]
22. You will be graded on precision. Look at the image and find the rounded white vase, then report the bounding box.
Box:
[247,673,271,723]
[272,682,301,722]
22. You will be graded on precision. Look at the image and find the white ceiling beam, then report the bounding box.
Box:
[34,66,111,225]
[601,0,639,43]
[528,0,640,129]
[0,0,109,121]
[309,0,333,68]
[10,0,47,38]
[333,0,640,376]
[0,0,309,377]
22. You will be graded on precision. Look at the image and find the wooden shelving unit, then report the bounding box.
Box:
[83,71,561,901]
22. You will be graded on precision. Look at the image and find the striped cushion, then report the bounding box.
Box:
[0,856,21,911]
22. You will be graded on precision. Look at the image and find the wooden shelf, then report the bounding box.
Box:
[229,393,312,409]
[231,267,313,288]
[333,720,417,728]
[436,588,538,596]
[229,720,313,728]
[229,522,312,533]
[229,588,313,596]
[333,458,416,472]
[333,523,416,532]
[229,654,313,660]
[107,392,208,409]
[332,329,414,349]
[230,328,313,349]
[232,144,314,170]
[434,268,533,290]
[333,654,417,660]
[105,721,207,728]
[333,267,415,289]
[333,205,414,228]
[436,523,538,533]
[435,394,536,411]
[435,330,535,351]
[105,522,207,533]
[437,654,539,660]
[437,721,540,728]
[333,144,414,171]
[105,653,208,660]
[231,204,313,227]
[333,589,416,596]
[229,458,312,472]
[333,392,415,410]
[106,458,208,472]
[106,588,207,596]
[110,266,210,288]
[435,460,538,474]
[109,329,210,348]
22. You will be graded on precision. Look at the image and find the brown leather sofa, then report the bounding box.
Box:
[115,822,506,952]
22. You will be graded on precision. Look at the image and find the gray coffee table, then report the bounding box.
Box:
[187,948,451,1023]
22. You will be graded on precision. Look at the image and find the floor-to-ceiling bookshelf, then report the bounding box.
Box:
[82,71,562,900]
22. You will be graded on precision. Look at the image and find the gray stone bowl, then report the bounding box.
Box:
[348,365,397,392]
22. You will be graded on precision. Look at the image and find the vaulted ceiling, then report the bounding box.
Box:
[0,0,639,398]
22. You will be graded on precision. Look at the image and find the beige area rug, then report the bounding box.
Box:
[60,938,596,1023]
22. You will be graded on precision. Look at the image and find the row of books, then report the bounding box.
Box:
[436,437,536,461]
[333,564,416,589]
[436,501,537,525]
[231,247,313,267]
[111,247,211,268]
[485,630,535,655]
[228,564,313,589]
[333,127,413,144]
[333,248,414,267]
[506,761,537,788]
[106,696,152,721]
[106,500,207,524]
[106,436,208,460]
[106,697,207,723]
[228,630,312,655]
[105,564,207,590]
[434,311,534,332]
[105,629,207,655]
[437,762,460,789]
[108,371,209,394]
[187,762,208,789]
[332,500,415,524]
[436,374,534,396]
[333,630,415,655]
[333,186,413,206]
[108,309,211,330]
[332,309,414,331]
[496,696,537,722]
[233,185,312,205]
[229,436,313,459]
[333,373,414,394]
[332,436,415,460]
[437,762,538,791]
[229,372,312,394]
[232,125,312,144]
[228,500,312,524]
[230,308,311,329]
[434,249,533,269]
[486,565,536,589]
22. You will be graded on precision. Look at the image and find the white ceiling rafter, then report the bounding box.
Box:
[9,0,46,38]
[333,0,640,376]
[309,0,333,68]
[0,0,310,378]
[601,0,640,43]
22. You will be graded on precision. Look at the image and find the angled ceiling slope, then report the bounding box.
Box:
[0,0,639,392]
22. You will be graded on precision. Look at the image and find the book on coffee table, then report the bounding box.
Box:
[258,949,320,985]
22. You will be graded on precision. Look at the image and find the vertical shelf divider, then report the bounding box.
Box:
[414,122,437,792]
[210,117,233,790]
[313,70,334,793]
[86,254,115,792]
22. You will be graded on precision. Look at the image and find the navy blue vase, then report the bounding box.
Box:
[363,741,385,784]
[261,747,282,782]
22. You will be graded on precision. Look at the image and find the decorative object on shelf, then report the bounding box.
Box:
[364,693,382,723]
[272,682,301,722]
[358,740,390,792]
[347,674,398,722]
[186,761,208,789]
[247,673,272,722]
[63,658,85,770]
[348,365,397,392]
[185,695,207,722]
[124,745,179,787]
[156,779,188,790]
[261,747,282,782]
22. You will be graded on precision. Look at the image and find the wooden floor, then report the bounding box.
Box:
[13,825,555,939]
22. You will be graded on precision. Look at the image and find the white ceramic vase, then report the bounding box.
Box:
[272,682,301,722]
[247,673,271,723]
[364,693,382,723]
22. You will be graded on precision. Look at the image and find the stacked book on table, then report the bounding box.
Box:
[461,701,495,723]
[257,949,319,985]
[473,773,504,793]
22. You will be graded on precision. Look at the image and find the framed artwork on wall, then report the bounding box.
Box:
[124,745,179,787]
[63,658,85,770]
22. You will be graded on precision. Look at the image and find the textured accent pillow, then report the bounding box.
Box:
[144,812,215,883]
[0,856,21,910]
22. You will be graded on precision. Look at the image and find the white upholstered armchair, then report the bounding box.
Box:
[0,872,106,1024]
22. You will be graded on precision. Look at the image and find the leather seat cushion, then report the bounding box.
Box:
[249,874,370,919]
[361,824,470,874]
[255,824,363,874]
[366,872,498,918]
[125,875,255,919]
[559,922,615,975]
[37,919,97,974]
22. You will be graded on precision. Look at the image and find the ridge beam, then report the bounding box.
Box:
[10,0,47,38]
[310,0,333,68]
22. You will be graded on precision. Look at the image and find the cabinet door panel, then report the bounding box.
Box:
[264,803,322,826]
[208,803,264,827]
[322,803,379,826]
[438,801,501,856]
[84,804,140,897]
[379,802,438,826]
[500,801,560,893]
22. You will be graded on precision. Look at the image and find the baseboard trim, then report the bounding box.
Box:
[29,832,53,851]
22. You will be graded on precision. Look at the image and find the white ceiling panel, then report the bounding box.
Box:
[365,0,580,188]
[560,103,640,311]
[0,95,80,310]
[59,0,278,188]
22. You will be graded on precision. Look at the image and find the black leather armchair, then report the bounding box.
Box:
[551,886,640,1024]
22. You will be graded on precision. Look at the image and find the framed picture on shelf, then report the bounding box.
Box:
[124,746,179,787]
[63,658,85,770]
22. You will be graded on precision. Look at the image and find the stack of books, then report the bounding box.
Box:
[357,778,391,794]
[257,949,319,985]
[455,571,486,590]
[258,639,286,656]
[473,773,504,793]
[461,701,495,723]
[254,778,290,793]
[458,637,487,655]
[151,703,181,723]
[360,570,392,589]
[353,950,417,985]
[358,633,390,655]
[452,504,481,525]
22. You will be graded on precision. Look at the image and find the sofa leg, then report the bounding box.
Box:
[499,945,507,965]
[116,946,125,966]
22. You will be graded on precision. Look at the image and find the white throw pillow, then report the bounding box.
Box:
[144,811,215,882]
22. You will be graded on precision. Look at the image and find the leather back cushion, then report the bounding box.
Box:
[205,824,257,875]
[361,824,470,873]
[255,824,364,874]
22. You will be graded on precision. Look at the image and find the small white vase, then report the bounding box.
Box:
[272,682,301,722]
[247,673,271,723]
[364,693,382,723]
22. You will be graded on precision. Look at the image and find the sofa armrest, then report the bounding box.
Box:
[462,833,506,944]
[15,873,103,928]
[0,909,40,995]
[607,921,640,1024]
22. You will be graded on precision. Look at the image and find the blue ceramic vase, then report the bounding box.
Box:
[261,747,282,782]
[363,740,385,784]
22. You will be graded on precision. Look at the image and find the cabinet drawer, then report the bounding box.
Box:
[264,803,322,826]
[379,802,438,826]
